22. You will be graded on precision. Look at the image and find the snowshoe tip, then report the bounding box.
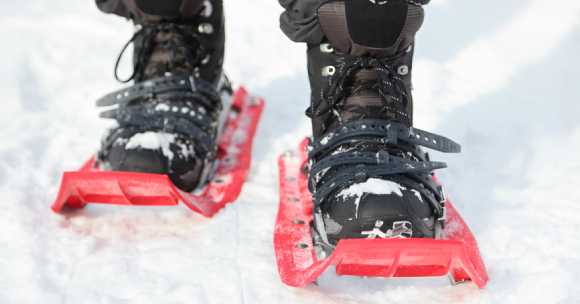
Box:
[273,139,489,288]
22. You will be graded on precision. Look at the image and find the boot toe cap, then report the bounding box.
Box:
[322,180,436,243]
[101,132,204,192]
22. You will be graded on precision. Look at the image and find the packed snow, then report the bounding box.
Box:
[338,179,406,199]
[338,178,406,218]
[2,0,580,303]
[125,131,178,161]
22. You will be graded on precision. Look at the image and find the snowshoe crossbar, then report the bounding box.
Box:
[274,139,489,288]
[51,87,264,217]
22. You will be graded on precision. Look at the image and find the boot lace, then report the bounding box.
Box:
[114,22,206,83]
[322,54,410,125]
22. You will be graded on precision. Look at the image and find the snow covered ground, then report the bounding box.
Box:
[1,0,580,303]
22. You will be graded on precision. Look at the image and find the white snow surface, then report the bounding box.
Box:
[2,0,580,303]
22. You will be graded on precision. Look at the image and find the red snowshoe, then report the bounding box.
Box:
[274,139,489,288]
[52,87,264,217]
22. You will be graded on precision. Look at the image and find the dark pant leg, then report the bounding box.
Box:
[279,0,324,44]
[101,0,323,41]
[95,0,132,18]
[278,0,430,45]
[95,0,205,21]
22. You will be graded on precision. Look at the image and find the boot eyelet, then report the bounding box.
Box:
[198,23,214,34]
[322,66,336,76]
[201,54,211,65]
[398,65,409,76]
[320,43,334,53]
[201,0,213,17]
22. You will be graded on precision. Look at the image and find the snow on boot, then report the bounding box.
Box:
[97,0,229,192]
[306,0,460,246]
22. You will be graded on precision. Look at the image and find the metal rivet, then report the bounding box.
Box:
[398,65,409,76]
[320,43,334,53]
[249,96,260,106]
[201,0,213,17]
[198,23,214,34]
[201,54,211,65]
[322,66,336,77]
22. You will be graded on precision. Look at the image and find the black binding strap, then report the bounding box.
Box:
[106,106,214,156]
[97,74,221,158]
[308,119,460,219]
[99,100,215,133]
[309,150,447,191]
[309,119,461,159]
[96,74,220,111]
[311,159,443,206]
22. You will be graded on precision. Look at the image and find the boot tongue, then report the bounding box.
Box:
[341,69,384,122]
[137,23,201,81]
[135,0,204,20]
[317,0,421,126]
[146,30,184,79]
[317,0,423,56]
[131,0,207,81]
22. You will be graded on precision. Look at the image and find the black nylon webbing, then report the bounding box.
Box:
[96,74,221,158]
[96,74,220,109]
[309,150,446,191]
[308,119,460,218]
[309,119,461,159]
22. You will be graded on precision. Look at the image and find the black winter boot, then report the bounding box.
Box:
[306,0,460,246]
[96,0,231,192]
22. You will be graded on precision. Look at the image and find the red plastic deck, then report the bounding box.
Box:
[274,139,489,288]
[51,87,264,217]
